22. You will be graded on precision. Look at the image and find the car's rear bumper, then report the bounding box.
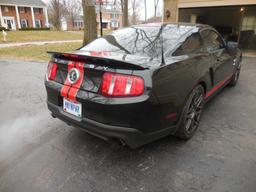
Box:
[47,101,175,148]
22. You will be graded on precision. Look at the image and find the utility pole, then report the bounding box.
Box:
[99,1,103,36]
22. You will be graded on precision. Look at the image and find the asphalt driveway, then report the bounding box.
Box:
[0,58,256,192]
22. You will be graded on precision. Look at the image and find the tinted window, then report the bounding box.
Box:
[81,26,163,58]
[80,24,200,58]
[200,30,225,52]
[172,33,204,56]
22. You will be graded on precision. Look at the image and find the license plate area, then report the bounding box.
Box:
[63,98,82,118]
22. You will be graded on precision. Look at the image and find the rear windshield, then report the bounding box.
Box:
[80,24,199,58]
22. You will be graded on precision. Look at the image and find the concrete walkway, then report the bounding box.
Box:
[0,40,82,48]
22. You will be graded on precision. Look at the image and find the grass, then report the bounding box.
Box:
[0,29,114,61]
[0,31,83,43]
[98,29,113,36]
[0,42,82,62]
[0,29,114,43]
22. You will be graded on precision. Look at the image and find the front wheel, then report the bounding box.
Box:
[228,68,240,87]
[175,85,205,140]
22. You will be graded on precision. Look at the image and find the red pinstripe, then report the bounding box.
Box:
[60,62,75,98]
[67,62,84,101]
[205,73,234,99]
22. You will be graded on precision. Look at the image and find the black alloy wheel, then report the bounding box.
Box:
[175,85,205,139]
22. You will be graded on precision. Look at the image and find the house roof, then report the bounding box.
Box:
[0,0,46,7]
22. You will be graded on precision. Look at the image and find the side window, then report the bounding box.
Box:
[172,33,204,56]
[200,30,225,52]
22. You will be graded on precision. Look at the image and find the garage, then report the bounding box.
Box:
[163,0,256,53]
[179,5,256,51]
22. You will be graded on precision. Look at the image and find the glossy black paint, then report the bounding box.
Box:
[45,23,242,148]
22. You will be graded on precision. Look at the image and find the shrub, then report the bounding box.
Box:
[0,27,10,31]
[19,27,50,31]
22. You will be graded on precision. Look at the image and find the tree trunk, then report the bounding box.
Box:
[144,0,147,22]
[122,0,128,27]
[82,0,97,46]
[154,0,160,17]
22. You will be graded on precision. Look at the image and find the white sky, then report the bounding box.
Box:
[42,0,163,20]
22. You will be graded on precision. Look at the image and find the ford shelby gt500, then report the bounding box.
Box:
[45,23,242,148]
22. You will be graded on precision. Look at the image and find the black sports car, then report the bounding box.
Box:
[45,23,242,148]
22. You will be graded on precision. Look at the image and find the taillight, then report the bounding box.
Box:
[100,72,144,97]
[47,61,58,81]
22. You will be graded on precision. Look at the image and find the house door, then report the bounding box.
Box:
[4,17,16,30]
[6,20,12,29]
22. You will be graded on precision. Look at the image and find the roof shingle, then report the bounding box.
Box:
[0,0,46,7]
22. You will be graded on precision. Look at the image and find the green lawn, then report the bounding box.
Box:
[0,29,114,61]
[0,31,83,43]
[0,42,82,61]
[98,29,113,36]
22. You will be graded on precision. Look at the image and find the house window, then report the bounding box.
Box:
[34,8,40,14]
[242,16,256,34]
[35,20,41,28]
[4,6,9,12]
[110,21,119,28]
[19,7,25,13]
[21,19,28,28]
[111,14,118,19]
[102,23,107,29]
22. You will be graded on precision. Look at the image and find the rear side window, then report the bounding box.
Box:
[172,33,204,56]
[200,30,225,52]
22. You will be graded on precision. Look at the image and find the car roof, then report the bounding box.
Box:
[134,22,212,30]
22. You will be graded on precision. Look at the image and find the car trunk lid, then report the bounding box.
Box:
[47,51,150,97]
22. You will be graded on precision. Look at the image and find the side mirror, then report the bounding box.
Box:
[227,41,238,50]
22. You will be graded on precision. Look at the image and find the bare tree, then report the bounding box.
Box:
[48,0,63,30]
[63,0,82,30]
[144,0,147,22]
[117,0,128,27]
[154,0,160,17]
[82,0,97,45]
[129,0,142,25]
[123,0,129,27]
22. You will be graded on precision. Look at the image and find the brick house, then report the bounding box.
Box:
[61,4,122,31]
[96,5,123,30]
[0,0,49,30]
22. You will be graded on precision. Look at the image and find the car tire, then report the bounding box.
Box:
[228,69,240,87]
[175,85,205,140]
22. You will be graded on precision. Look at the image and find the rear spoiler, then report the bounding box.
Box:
[47,51,149,70]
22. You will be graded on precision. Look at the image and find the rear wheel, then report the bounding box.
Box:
[175,85,205,139]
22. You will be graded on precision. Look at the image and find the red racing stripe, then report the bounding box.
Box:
[205,73,234,99]
[67,62,84,101]
[60,62,75,98]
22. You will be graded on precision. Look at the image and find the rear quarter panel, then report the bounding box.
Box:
[151,54,213,126]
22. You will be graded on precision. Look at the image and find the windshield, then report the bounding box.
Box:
[80,24,199,58]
